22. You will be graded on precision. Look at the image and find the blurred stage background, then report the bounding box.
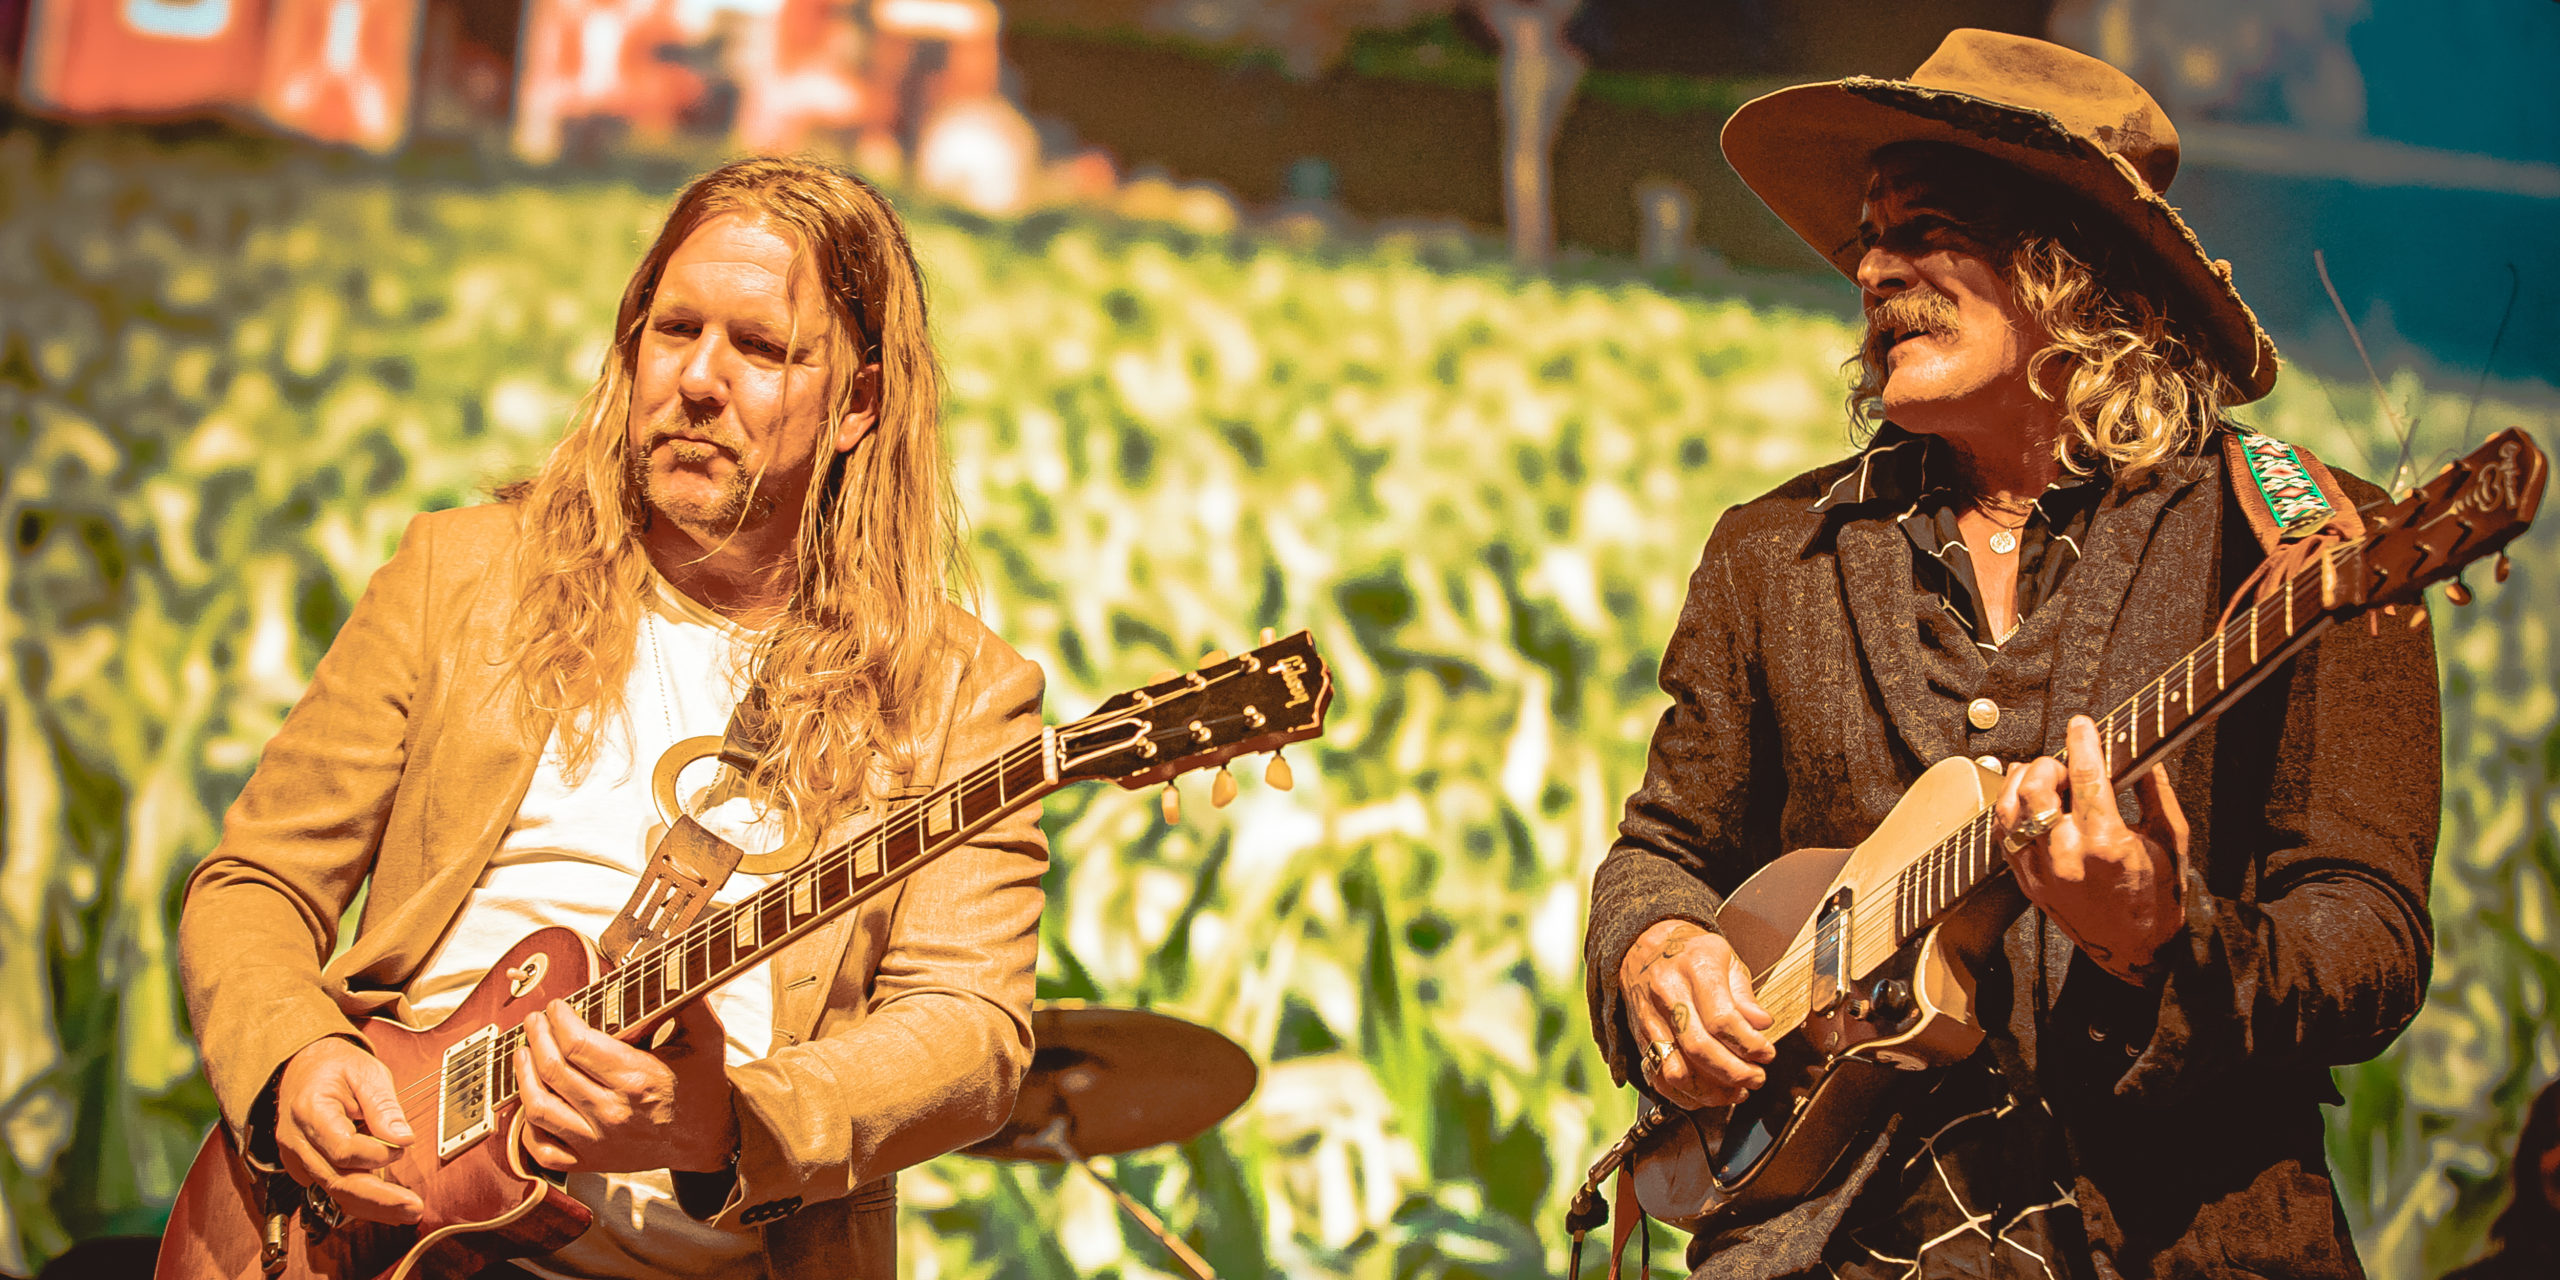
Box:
[1,1,2556,1277]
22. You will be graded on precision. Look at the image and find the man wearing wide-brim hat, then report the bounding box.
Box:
[1584,28,2439,1278]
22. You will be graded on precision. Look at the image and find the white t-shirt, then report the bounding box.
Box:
[406,585,781,1280]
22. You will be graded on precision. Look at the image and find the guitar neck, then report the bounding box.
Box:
[456,627,1332,1096]
[1888,538,2363,943]
[484,729,1062,1096]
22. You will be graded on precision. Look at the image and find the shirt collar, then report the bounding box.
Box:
[1809,424,2103,516]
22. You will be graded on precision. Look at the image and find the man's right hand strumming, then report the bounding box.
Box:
[1618,918,1776,1110]
[276,1037,425,1225]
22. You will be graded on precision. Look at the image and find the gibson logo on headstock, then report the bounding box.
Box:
[1274,655,1311,708]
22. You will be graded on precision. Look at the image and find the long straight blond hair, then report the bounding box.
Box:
[502,157,963,833]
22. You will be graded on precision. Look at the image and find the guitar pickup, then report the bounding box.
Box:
[1808,889,1853,1017]
[438,1025,500,1159]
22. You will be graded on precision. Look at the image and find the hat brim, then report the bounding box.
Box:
[1721,77,2279,403]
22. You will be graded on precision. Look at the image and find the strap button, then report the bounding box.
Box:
[1967,698,2000,731]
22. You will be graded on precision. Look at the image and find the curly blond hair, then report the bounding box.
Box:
[1847,143,2233,482]
[500,157,964,835]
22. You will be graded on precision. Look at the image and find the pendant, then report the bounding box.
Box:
[1989,529,2019,555]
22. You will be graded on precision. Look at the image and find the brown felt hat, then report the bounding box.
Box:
[1720,28,2280,402]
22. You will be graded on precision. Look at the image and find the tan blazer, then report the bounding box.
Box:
[178,503,1049,1279]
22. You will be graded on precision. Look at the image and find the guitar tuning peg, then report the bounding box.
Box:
[1202,649,1230,666]
[1211,767,1238,808]
[2408,603,2429,628]
[1264,749,1294,792]
[2445,579,2474,607]
[1151,668,1179,684]
[1260,627,1277,645]
[2496,553,2512,584]
[1160,783,1181,825]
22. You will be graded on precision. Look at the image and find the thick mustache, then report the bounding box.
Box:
[1868,289,1959,344]
[644,412,741,456]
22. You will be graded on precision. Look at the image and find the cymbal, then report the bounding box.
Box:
[965,1003,1258,1161]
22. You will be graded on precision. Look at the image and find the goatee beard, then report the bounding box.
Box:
[629,430,781,534]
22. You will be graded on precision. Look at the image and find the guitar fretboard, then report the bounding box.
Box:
[486,735,1055,1105]
[1886,539,2364,942]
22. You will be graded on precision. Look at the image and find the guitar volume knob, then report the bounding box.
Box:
[1870,978,1912,1023]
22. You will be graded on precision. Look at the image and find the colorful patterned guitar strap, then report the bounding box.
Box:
[2217,424,2368,632]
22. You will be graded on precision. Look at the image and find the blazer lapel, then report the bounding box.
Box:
[1836,515,1959,767]
[327,569,549,993]
[2041,458,2215,742]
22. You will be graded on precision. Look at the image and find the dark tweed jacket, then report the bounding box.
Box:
[1584,436,2441,1279]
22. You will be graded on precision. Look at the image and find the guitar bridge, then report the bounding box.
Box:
[438,1024,500,1159]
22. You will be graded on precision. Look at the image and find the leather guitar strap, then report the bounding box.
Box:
[596,680,781,968]
[2216,425,2369,633]
[1605,1163,1642,1280]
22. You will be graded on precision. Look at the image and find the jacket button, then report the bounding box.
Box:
[1967,698,2000,731]
[1974,755,2003,772]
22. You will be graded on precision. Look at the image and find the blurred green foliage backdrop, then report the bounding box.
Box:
[1,120,2555,1280]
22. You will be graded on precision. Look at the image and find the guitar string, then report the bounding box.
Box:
[377,732,1051,1118]
[382,691,1287,1122]
[1744,541,2362,1028]
[1763,542,2354,1017]
[383,721,1072,1117]
[1839,537,2375,978]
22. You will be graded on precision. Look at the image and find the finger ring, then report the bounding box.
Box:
[2004,807,2061,852]
[1643,1039,1675,1071]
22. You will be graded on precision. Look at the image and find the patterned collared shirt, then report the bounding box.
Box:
[1810,426,2105,651]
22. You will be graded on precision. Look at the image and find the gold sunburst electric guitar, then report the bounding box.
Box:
[155,633,1332,1280]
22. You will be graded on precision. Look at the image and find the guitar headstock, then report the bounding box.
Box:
[2362,428,2546,608]
[1054,631,1333,790]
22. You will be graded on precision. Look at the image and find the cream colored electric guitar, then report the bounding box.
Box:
[1591,428,2545,1233]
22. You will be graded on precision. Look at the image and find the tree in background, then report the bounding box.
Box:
[1475,0,1584,267]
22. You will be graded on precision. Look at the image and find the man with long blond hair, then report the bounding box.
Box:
[1584,31,2440,1278]
[178,157,1044,1280]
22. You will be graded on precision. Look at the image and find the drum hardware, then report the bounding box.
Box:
[966,1004,1259,1280]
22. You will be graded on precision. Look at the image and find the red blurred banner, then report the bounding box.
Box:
[511,0,703,161]
[256,0,423,151]
[21,0,270,113]
[15,0,1004,162]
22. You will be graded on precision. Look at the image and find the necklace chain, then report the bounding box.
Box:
[642,607,680,747]
[644,603,746,813]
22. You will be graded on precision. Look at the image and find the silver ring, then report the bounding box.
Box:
[1642,1039,1675,1072]
[2004,806,2062,853]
